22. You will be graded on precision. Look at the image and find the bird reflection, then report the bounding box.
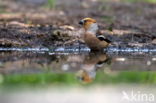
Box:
[62,53,111,83]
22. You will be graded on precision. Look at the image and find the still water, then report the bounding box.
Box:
[0,47,156,103]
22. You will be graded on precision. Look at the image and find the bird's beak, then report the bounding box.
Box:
[79,20,84,25]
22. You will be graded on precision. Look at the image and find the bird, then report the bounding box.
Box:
[79,17,111,51]
[76,53,111,83]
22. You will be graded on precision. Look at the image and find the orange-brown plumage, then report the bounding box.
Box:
[76,53,109,83]
[79,17,111,51]
[84,32,109,50]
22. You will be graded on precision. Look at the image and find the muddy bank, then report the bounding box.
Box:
[0,0,156,48]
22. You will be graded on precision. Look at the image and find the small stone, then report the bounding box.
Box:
[152,39,156,44]
[60,25,75,31]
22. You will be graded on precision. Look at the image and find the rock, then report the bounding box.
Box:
[0,38,28,47]
[152,39,156,44]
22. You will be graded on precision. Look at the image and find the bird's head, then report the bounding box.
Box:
[79,18,98,32]
[77,70,93,83]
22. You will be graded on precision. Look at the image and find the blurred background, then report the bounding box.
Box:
[0,0,156,103]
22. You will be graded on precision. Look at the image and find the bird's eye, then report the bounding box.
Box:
[84,20,87,23]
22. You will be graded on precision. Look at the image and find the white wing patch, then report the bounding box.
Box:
[97,35,111,43]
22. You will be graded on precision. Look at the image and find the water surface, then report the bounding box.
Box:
[1,48,156,103]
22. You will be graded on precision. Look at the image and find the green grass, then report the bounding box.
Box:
[121,0,156,3]
[101,0,156,3]
[1,71,156,88]
[45,0,56,9]
[95,71,156,84]
[0,6,7,13]
[102,16,114,23]
[0,73,78,86]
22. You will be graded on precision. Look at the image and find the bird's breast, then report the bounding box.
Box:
[84,33,109,50]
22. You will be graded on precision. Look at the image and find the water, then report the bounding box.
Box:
[1,47,156,53]
[1,47,156,103]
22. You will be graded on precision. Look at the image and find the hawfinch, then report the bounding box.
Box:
[77,53,110,83]
[79,18,111,51]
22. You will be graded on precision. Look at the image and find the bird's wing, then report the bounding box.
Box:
[96,57,111,68]
[96,34,111,43]
[96,29,111,43]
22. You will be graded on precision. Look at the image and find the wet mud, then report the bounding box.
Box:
[0,0,156,48]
